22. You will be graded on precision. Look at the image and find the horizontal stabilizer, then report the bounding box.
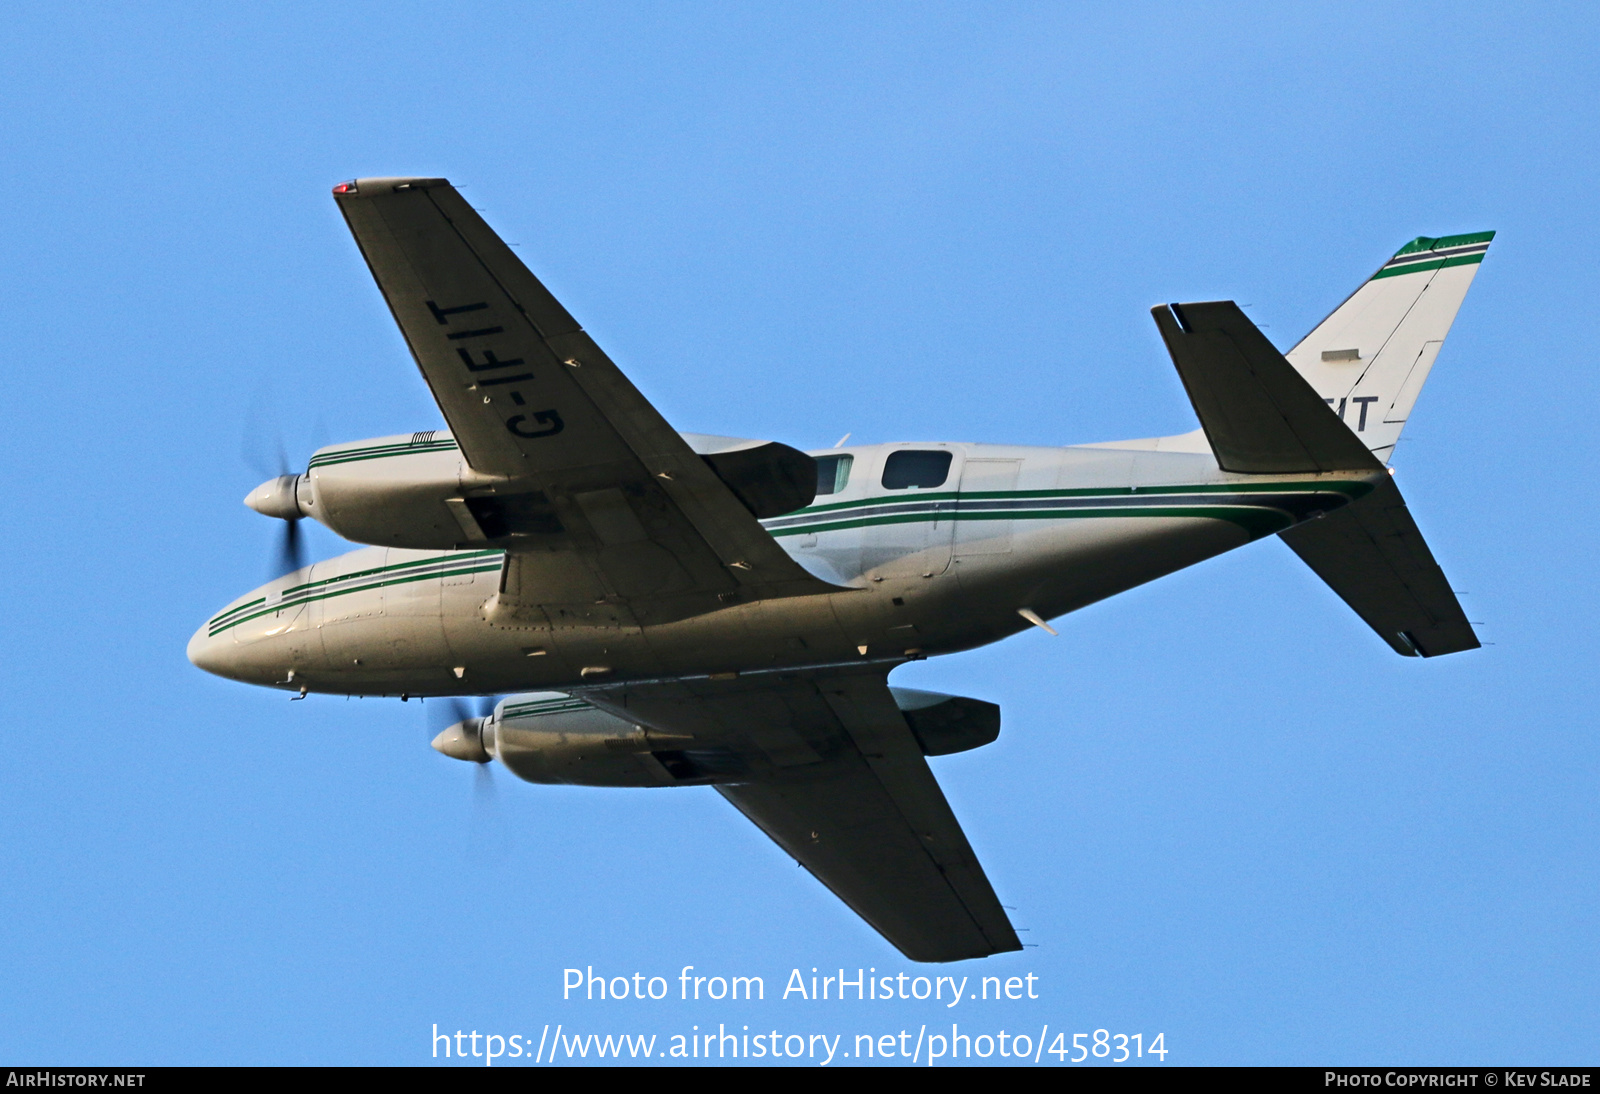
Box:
[1152,301,1383,475]
[1279,477,1478,657]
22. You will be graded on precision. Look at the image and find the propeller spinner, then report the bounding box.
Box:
[244,472,311,577]
[430,696,500,764]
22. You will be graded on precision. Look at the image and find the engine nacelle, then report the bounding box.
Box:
[305,433,471,550]
[247,431,818,551]
[889,688,1001,756]
[683,434,817,519]
[489,694,685,787]
[432,687,1001,788]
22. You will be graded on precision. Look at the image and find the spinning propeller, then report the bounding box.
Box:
[429,696,502,804]
[242,433,310,579]
[254,477,307,577]
[429,695,499,761]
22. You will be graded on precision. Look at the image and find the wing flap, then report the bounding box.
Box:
[1280,477,1478,657]
[578,669,1021,962]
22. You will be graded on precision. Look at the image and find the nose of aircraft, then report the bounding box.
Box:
[186,604,290,687]
[187,618,237,679]
[189,620,227,671]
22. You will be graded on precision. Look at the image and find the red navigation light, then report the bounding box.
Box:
[331,180,358,195]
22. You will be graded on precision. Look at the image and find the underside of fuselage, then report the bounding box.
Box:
[189,440,1376,697]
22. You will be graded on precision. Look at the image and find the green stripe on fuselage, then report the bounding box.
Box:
[209,549,502,625]
[208,562,502,637]
[763,480,1370,538]
[207,551,504,636]
[769,504,1298,539]
[210,482,1368,636]
[782,479,1369,518]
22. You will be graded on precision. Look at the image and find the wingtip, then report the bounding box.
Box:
[331,176,450,197]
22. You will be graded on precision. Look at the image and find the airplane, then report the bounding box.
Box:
[188,176,1493,963]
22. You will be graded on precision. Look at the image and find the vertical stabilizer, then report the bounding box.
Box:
[1285,232,1493,462]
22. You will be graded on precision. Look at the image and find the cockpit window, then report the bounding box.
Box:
[814,454,853,496]
[882,450,952,490]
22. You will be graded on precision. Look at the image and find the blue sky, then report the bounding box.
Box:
[1,2,1595,1066]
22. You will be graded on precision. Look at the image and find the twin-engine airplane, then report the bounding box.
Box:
[188,177,1493,962]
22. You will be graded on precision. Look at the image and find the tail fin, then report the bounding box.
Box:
[1148,297,1480,658]
[1285,232,1494,462]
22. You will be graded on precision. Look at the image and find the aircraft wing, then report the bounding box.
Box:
[333,177,838,624]
[575,667,1022,962]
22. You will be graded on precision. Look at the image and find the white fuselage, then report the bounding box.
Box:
[188,438,1378,696]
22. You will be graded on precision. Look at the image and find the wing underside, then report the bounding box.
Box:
[332,176,839,625]
[576,668,1021,962]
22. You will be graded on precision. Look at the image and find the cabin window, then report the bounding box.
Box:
[882,450,952,490]
[814,454,853,495]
